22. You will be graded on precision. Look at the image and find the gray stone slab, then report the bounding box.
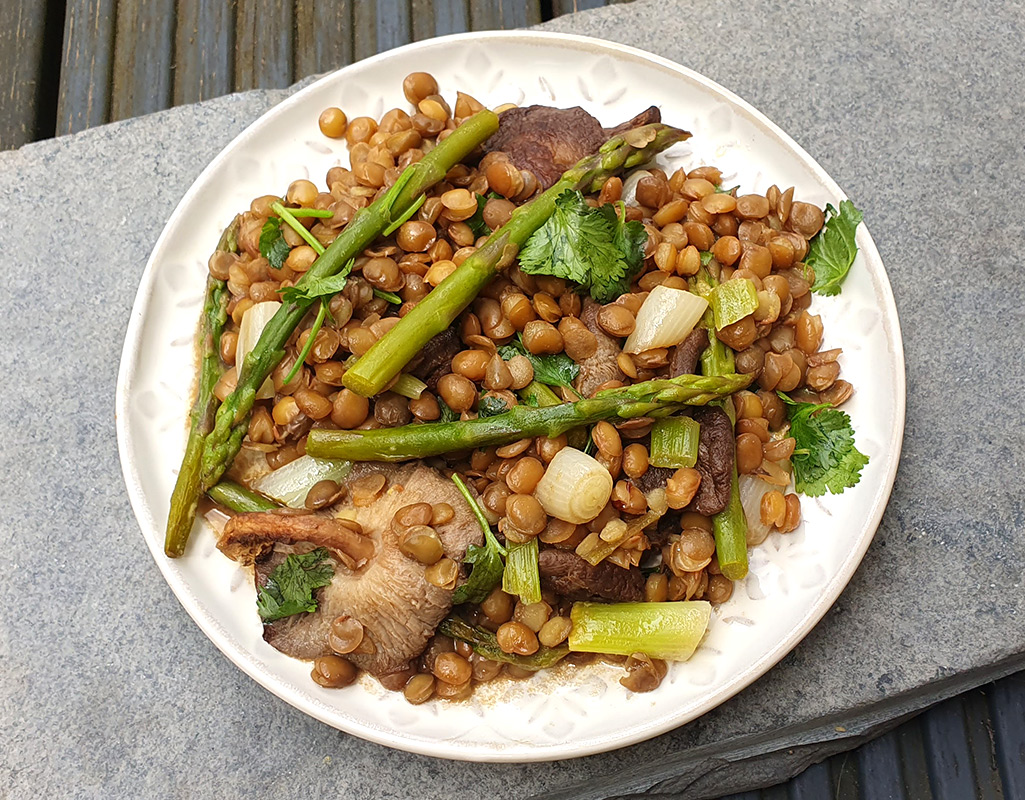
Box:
[1,0,1023,797]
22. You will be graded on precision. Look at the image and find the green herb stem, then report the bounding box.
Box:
[272,202,326,255]
[283,299,327,385]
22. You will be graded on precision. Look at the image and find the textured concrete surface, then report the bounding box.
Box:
[1,0,1023,797]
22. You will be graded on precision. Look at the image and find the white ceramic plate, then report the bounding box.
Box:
[116,31,905,762]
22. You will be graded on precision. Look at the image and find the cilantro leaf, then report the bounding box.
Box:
[373,288,402,305]
[517,190,645,303]
[451,475,506,605]
[600,201,647,300]
[256,548,335,622]
[277,259,354,305]
[477,394,509,418]
[466,193,492,238]
[807,200,864,296]
[452,540,505,604]
[782,394,869,497]
[497,335,579,388]
[259,217,291,269]
[437,396,458,423]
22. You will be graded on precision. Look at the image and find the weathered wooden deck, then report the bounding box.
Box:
[1,3,1023,798]
[0,0,623,150]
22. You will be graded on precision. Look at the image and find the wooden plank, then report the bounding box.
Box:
[109,0,176,122]
[174,0,234,105]
[990,676,1025,798]
[433,0,470,37]
[469,0,542,30]
[857,732,907,800]
[0,0,48,149]
[786,761,833,800]
[921,699,977,800]
[962,689,1004,800]
[553,0,610,14]
[295,0,354,79]
[829,751,861,800]
[411,0,470,40]
[56,0,116,136]
[353,1,377,62]
[896,720,935,799]
[376,0,413,53]
[234,0,293,91]
[761,784,789,800]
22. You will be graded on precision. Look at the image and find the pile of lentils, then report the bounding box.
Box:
[209,71,851,701]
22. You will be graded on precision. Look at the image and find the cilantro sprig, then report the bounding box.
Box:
[517,190,646,303]
[807,200,864,296]
[256,548,335,622]
[782,393,869,497]
[259,217,291,269]
[498,334,579,388]
[277,260,354,305]
[451,475,506,604]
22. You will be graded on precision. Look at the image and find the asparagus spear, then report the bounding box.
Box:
[162,111,500,557]
[341,123,692,397]
[439,617,569,670]
[305,373,752,462]
[200,110,498,484]
[207,480,280,513]
[691,263,748,580]
[164,270,231,556]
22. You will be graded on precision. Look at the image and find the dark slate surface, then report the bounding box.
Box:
[1,0,1023,797]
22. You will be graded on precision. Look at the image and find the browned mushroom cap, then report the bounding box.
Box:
[223,463,484,676]
[218,512,375,571]
[482,105,664,191]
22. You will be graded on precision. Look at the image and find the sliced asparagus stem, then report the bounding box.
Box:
[207,480,280,513]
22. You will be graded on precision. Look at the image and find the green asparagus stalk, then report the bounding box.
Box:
[164,223,234,557]
[691,264,749,580]
[341,123,692,397]
[305,373,752,462]
[207,480,280,513]
[158,112,499,557]
[713,463,748,580]
[439,617,569,670]
[520,380,562,408]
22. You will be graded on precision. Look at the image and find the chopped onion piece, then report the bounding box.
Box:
[623,285,708,354]
[738,474,778,547]
[534,447,613,524]
[236,301,282,400]
[251,454,351,509]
